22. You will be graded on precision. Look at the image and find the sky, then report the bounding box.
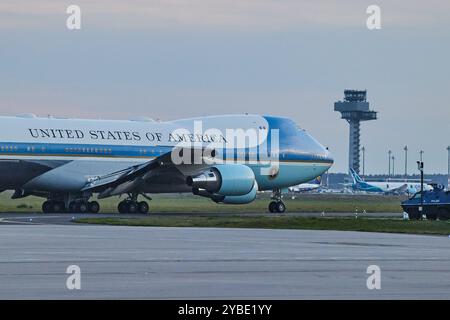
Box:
[0,0,449,173]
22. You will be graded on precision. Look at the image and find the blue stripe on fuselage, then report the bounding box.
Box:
[0,141,333,163]
[354,182,384,193]
[0,141,172,158]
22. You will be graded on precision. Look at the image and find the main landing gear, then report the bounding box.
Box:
[42,200,100,213]
[268,188,286,213]
[117,194,150,214]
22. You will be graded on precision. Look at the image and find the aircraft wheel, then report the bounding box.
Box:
[42,200,53,213]
[68,201,78,213]
[52,201,65,213]
[89,201,100,213]
[138,201,149,214]
[275,201,286,213]
[118,201,127,213]
[268,201,277,213]
[118,200,140,213]
[78,202,89,213]
[127,201,138,214]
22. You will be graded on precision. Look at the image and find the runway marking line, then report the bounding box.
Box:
[0,218,40,225]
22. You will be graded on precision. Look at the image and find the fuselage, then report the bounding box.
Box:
[349,168,432,194]
[0,114,333,194]
[354,181,433,194]
[289,183,321,193]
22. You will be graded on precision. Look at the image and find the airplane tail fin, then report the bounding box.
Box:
[349,168,363,184]
[313,176,322,185]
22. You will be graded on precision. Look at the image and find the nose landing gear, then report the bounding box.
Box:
[269,201,286,213]
[268,189,286,213]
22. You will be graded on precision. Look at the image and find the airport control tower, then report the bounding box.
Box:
[334,90,377,174]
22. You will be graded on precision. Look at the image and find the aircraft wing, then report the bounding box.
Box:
[387,183,408,194]
[81,158,160,193]
[81,147,212,198]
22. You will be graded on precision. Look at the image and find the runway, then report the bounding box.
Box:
[0,214,449,299]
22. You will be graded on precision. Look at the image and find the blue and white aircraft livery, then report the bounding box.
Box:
[289,176,323,193]
[349,168,432,194]
[0,114,333,213]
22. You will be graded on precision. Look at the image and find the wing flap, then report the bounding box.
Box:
[81,159,160,192]
[81,147,215,196]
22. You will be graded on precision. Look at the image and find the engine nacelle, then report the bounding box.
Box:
[193,181,258,204]
[216,181,258,204]
[187,164,255,196]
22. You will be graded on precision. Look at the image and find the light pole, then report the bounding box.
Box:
[392,155,395,177]
[326,169,329,188]
[447,146,450,189]
[420,150,424,162]
[361,146,365,180]
[404,145,408,181]
[417,161,424,217]
[388,150,392,178]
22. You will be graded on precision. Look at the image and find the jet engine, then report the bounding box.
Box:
[193,180,258,205]
[186,164,255,196]
[216,180,258,204]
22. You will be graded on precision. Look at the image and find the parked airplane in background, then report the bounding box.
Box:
[0,114,333,213]
[349,168,432,194]
[289,176,322,193]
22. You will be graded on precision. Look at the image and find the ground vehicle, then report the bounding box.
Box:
[401,185,450,220]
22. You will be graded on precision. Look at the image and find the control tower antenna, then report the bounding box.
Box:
[334,90,377,174]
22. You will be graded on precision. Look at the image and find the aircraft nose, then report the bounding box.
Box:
[324,148,334,166]
[308,134,333,163]
[300,130,334,168]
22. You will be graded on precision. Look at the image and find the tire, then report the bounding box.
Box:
[118,201,127,214]
[138,201,149,214]
[89,201,100,213]
[52,201,64,213]
[410,213,421,220]
[127,201,138,214]
[426,213,437,220]
[276,201,286,213]
[68,201,78,213]
[42,200,53,213]
[438,208,450,221]
[78,202,89,213]
[407,208,421,220]
[268,201,277,213]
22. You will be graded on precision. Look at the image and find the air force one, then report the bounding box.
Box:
[349,168,432,194]
[0,114,333,213]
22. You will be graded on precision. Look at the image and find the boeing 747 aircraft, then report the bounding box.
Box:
[0,114,333,213]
